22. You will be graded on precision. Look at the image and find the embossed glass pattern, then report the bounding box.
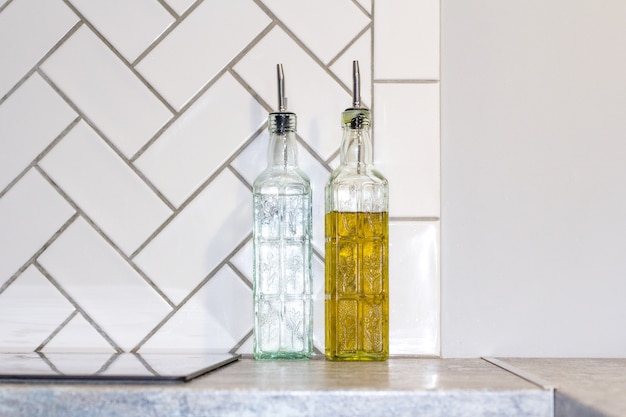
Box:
[253,99,312,360]
[325,70,389,360]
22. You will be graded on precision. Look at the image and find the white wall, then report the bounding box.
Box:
[442,0,626,357]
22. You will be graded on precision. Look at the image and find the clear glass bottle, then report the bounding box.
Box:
[253,64,312,360]
[325,61,389,361]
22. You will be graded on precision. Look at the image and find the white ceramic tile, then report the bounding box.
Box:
[0,265,74,351]
[0,169,74,286]
[234,27,352,160]
[162,0,195,16]
[39,121,172,255]
[262,0,370,64]
[389,221,440,356]
[374,0,439,80]
[42,314,115,353]
[40,26,172,158]
[0,0,77,97]
[139,266,252,353]
[374,83,440,217]
[0,73,76,192]
[231,130,331,252]
[134,170,252,304]
[135,73,265,207]
[329,28,372,107]
[37,217,172,351]
[229,130,269,186]
[230,240,253,284]
[68,0,174,62]
[136,0,270,110]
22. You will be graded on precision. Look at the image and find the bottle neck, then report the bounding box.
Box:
[339,109,372,169]
[268,112,298,168]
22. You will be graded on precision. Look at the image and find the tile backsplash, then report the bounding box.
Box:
[0,0,440,355]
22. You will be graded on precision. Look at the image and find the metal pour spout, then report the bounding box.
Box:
[277,63,286,112]
[352,60,361,108]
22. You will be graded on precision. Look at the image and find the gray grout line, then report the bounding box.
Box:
[0,116,80,200]
[36,69,178,213]
[155,0,179,19]
[253,0,354,98]
[33,260,123,353]
[482,357,555,391]
[0,0,13,14]
[133,353,159,376]
[0,20,83,107]
[132,0,204,67]
[60,0,178,116]
[95,352,120,374]
[228,66,273,112]
[37,352,63,375]
[312,246,325,263]
[34,166,177,309]
[350,0,372,18]
[35,310,79,352]
[227,259,252,290]
[129,122,264,260]
[130,21,275,163]
[230,329,253,354]
[0,212,79,297]
[327,23,371,68]
[232,64,334,171]
[131,233,253,353]
[228,165,253,193]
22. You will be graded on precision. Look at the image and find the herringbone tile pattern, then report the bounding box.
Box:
[0,0,440,356]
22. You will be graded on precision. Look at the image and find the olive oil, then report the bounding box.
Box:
[325,211,388,360]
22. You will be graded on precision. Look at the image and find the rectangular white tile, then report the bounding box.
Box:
[135,73,265,207]
[0,169,74,286]
[37,217,172,351]
[67,0,174,62]
[139,266,251,353]
[0,73,76,192]
[389,221,440,356]
[40,25,173,158]
[39,120,172,255]
[0,265,74,351]
[136,0,270,110]
[234,27,351,160]
[374,83,440,217]
[134,170,252,304]
[0,0,78,97]
[42,314,115,353]
[261,0,370,64]
[374,0,439,80]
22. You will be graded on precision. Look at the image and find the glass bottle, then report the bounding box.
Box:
[325,61,389,361]
[253,64,313,360]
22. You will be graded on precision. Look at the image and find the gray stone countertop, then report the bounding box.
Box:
[0,358,552,417]
[494,358,626,417]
